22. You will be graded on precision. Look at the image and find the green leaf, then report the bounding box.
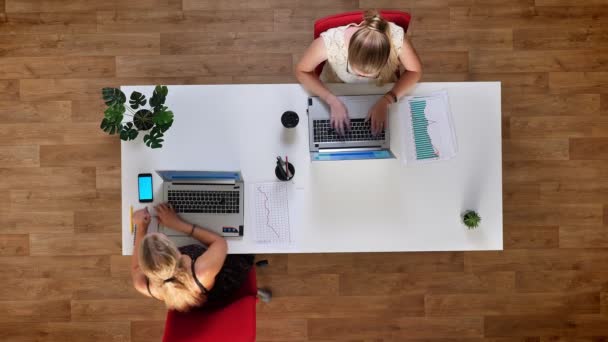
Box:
[119,122,139,141]
[149,85,168,109]
[143,126,165,149]
[102,88,126,106]
[104,103,125,122]
[129,91,147,110]
[156,120,173,133]
[153,106,174,126]
[100,118,122,135]
[133,109,154,131]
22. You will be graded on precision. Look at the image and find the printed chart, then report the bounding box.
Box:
[253,182,293,246]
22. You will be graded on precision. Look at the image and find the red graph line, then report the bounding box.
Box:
[257,187,280,238]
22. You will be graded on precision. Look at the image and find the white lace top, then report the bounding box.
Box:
[319,23,404,84]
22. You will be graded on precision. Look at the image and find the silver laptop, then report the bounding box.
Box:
[307,95,395,161]
[156,170,244,238]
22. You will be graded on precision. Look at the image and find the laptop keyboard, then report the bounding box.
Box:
[168,190,240,214]
[313,119,385,143]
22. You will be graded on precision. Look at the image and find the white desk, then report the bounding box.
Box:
[121,82,502,255]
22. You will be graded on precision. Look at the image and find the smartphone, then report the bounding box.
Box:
[138,173,153,203]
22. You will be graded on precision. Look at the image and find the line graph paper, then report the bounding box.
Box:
[254,182,292,246]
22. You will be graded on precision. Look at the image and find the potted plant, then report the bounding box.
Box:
[100,85,174,149]
[462,210,481,229]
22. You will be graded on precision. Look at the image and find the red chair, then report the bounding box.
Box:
[313,10,412,76]
[162,262,266,342]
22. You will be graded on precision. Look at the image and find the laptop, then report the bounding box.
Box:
[307,95,395,161]
[156,170,244,238]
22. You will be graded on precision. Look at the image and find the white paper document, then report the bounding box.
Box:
[401,90,458,165]
[252,182,295,247]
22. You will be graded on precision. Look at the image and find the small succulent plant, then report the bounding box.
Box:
[462,210,481,229]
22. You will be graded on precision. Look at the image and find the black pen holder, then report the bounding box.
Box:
[275,162,295,181]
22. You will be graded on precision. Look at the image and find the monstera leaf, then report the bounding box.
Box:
[149,85,168,110]
[143,126,165,149]
[100,118,122,135]
[119,122,139,141]
[153,106,174,126]
[102,88,126,106]
[129,91,147,110]
[133,109,154,131]
[104,103,125,121]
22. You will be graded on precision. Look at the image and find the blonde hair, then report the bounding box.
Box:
[348,10,399,85]
[139,234,203,311]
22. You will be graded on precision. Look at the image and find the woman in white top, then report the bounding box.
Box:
[295,10,422,135]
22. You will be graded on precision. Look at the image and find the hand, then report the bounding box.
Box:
[367,97,390,136]
[133,207,151,233]
[328,97,350,136]
[155,203,186,231]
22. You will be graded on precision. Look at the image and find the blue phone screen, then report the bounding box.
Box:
[138,176,153,201]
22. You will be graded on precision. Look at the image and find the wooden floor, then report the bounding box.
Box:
[1,0,608,341]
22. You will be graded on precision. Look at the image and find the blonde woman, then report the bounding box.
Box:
[295,10,422,136]
[130,205,258,311]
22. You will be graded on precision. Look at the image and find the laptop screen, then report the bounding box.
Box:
[156,170,242,182]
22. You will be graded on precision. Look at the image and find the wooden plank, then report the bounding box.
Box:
[0,322,130,342]
[0,211,73,234]
[504,160,608,183]
[360,0,450,8]
[470,73,549,95]
[0,123,120,146]
[71,99,105,123]
[503,183,541,205]
[74,211,120,234]
[465,248,608,273]
[308,317,483,339]
[560,225,608,248]
[274,8,351,32]
[161,31,310,55]
[97,10,274,34]
[5,0,114,12]
[516,271,608,293]
[0,300,70,322]
[504,204,603,226]
[0,145,39,167]
[503,94,600,117]
[0,13,97,34]
[0,234,28,256]
[450,6,606,29]
[0,80,19,100]
[40,143,120,167]
[255,254,288,275]
[110,255,131,277]
[131,321,165,342]
[10,189,120,212]
[540,181,608,204]
[549,72,608,94]
[570,138,608,160]
[257,295,424,319]
[257,319,308,342]
[0,255,110,278]
[471,50,608,73]
[514,28,608,50]
[510,116,600,138]
[116,54,293,77]
[339,272,515,296]
[185,0,357,10]
[0,34,160,57]
[485,315,608,337]
[408,8,450,30]
[0,56,115,79]
[409,29,513,51]
[29,233,120,256]
[71,299,167,321]
[535,0,608,5]
[232,75,298,84]
[425,292,599,316]
[0,167,95,190]
[503,139,569,161]
[421,73,469,82]
[0,101,71,123]
[256,274,339,297]
[602,94,608,115]
[287,252,464,274]
[419,51,469,73]
[504,225,559,249]
[96,166,120,190]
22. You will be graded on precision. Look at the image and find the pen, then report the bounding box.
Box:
[285,155,289,178]
[130,205,134,234]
